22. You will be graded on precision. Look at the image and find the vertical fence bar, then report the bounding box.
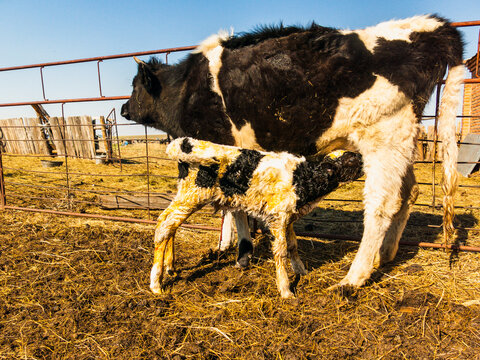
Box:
[431,83,442,211]
[476,29,480,78]
[39,67,47,101]
[0,148,6,209]
[97,60,104,98]
[145,125,151,220]
[99,116,112,162]
[61,103,71,209]
[111,109,123,171]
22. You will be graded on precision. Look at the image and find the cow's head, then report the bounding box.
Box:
[121,57,164,127]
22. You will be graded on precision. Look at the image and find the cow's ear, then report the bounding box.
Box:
[138,62,161,95]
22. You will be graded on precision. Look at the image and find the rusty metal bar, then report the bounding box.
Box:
[60,104,71,209]
[3,166,175,178]
[97,60,104,98]
[145,125,151,219]
[4,205,217,229]
[39,67,47,101]
[0,149,6,209]
[0,96,130,108]
[295,231,480,252]
[431,84,442,211]
[476,29,480,77]
[0,46,197,73]
[451,20,480,27]
[4,180,173,197]
[110,109,123,171]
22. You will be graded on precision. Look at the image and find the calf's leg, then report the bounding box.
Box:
[286,223,307,275]
[150,202,195,294]
[269,220,294,298]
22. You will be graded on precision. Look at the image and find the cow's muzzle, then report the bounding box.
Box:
[121,103,130,120]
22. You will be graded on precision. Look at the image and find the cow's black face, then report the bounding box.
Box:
[121,61,162,125]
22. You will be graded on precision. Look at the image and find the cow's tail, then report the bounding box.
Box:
[437,64,464,244]
[166,137,240,165]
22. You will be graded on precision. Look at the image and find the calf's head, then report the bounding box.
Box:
[323,151,364,183]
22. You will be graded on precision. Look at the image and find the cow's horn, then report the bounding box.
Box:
[133,56,147,65]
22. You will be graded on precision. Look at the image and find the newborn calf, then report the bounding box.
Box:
[151,137,363,298]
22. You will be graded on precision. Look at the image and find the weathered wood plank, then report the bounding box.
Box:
[49,117,66,156]
[25,117,52,155]
[98,194,174,209]
[0,119,12,153]
[62,117,76,157]
[6,119,23,154]
[21,117,37,154]
[82,116,96,159]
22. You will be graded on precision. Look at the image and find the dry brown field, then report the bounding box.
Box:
[1,142,480,359]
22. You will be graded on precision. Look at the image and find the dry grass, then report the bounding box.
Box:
[1,144,480,359]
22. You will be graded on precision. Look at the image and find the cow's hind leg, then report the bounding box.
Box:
[287,223,307,276]
[234,211,254,268]
[218,210,254,268]
[337,143,415,288]
[150,203,195,294]
[378,165,418,265]
[219,210,235,251]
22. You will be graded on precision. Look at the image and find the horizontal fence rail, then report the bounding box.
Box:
[0,22,480,253]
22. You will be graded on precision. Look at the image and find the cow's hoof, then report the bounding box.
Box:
[236,238,253,268]
[327,283,358,298]
[235,253,252,268]
[167,269,178,277]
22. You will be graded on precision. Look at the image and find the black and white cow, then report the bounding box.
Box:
[121,15,464,289]
[151,137,363,298]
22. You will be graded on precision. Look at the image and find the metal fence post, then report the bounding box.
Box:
[0,147,6,209]
[431,83,442,211]
[145,125,151,220]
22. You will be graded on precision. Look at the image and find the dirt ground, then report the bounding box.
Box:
[1,144,480,359]
[1,208,480,359]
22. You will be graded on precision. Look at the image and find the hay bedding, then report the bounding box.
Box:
[1,210,480,359]
[1,145,480,358]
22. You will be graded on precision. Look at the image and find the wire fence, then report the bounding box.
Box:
[1,22,480,252]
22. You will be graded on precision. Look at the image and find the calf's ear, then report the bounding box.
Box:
[135,58,161,95]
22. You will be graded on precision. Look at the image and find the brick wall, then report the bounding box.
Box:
[462,55,480,140]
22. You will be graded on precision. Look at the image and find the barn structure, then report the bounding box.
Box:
[461,54,480,139]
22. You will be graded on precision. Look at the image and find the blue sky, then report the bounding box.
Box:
[1,0,479,135]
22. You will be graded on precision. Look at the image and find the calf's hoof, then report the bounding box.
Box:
[150,284,164,295]
[280,289,295,299]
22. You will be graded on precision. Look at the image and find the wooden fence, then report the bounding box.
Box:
[0,116,110,159]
